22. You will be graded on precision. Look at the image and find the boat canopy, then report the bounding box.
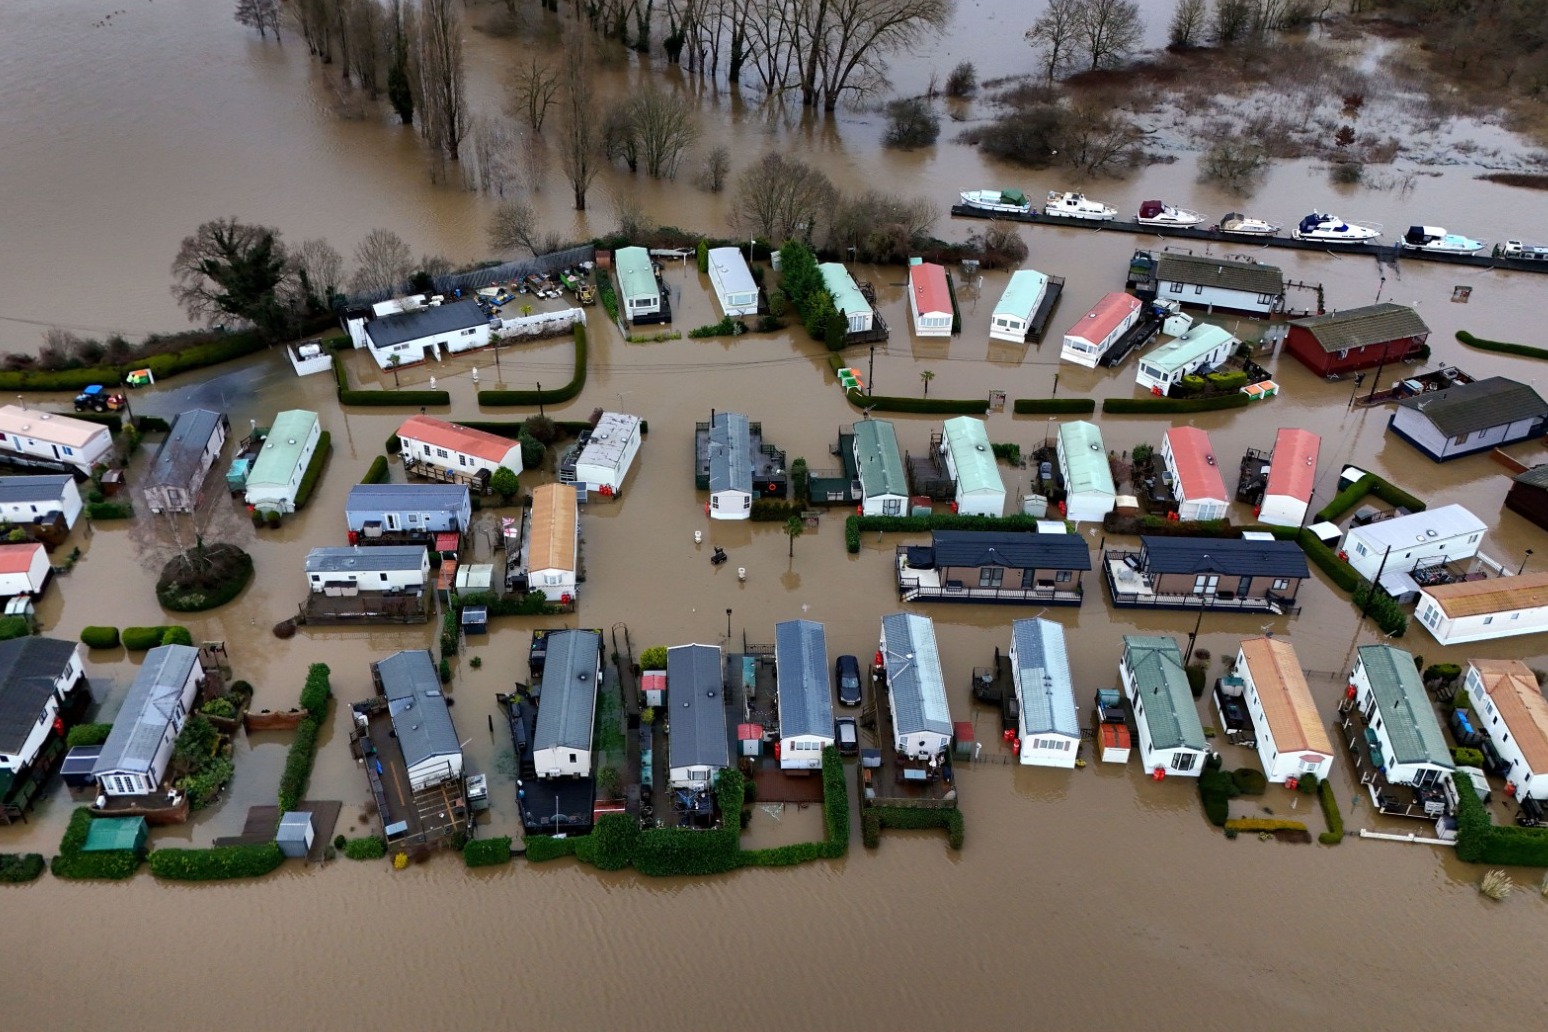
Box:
[999,189,1027,206]
[1405,226,1444,241]
[1299,212,1348,233]
[1138,200,1165,219]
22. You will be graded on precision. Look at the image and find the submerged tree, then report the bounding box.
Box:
[350,228,414,295]
[556,30,601,210]
[170,218,297,338]
[730,152,838,243]
[234,0,283,41]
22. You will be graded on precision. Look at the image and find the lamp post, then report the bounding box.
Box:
[1346,371,1365,410]
[1184,595,1207,666]
[868,345,876,396]
[726,608,732,640]
[536,381,544,418]
[1520,549,1535,576]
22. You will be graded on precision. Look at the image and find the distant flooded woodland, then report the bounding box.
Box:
[4,2,1548,1030]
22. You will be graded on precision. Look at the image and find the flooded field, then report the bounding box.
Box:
[4,1,1548,1029]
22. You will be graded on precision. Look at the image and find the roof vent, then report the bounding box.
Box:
[288,439,297,445]
[1206,454,1216,465]
[1426,529,1439,538]
[975,444,987,452]
[707,689,717,698]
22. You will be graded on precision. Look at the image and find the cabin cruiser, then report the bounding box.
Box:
[1218,212,1281,237]
[1291,211,1381,243]
[1400,226,1484,254]
[1135,200,1204,227]
[1044,191,1118,221]
[1499,240,1548,261]
[960,189,1032,214]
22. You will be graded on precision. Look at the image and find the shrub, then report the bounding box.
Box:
[50,808,142,881]
[639,646,668,670]
[298,663,332,715]
[80,626,120,649]
[177,754,235,810]
[688,316,746,339]
[945,60,977,97]
[1352,583,1408,637]
[1205,370,1249,391]
[1224,817,1308,833]
[202,697,237,719]
[1199,767,1235,827]
[696,239,709,273]
[1315,473,1426,523]
[582,813,640,871]
[862,811,881,848]
[385,433,402,454]
[344,836,387,860]
[0,615,27,642]
[1318,779,1344,845]
[463,836,513,867]
[148,843,284,881]
[821,746,849,857]
[750,499,801,521]
[1231,768,1268,796]
[884,98,940,148]
[122,626,168,651]
[161,626,194,647]
[524,834,580,862]
[1102,394,1251,414]
[156,543,254,612]
[438,658,452,685]
[1185,664,1206,700]
[0,852,46,883]
[67,723,112,748]
[1451,746,1486,768]
[1456,329,1548,362]
[85,501,133,520]
[1296,772,1319,794]
[1011,398,1096,414]
[361,456,389,484]
[478,324,588,407]
[293,431,332,510]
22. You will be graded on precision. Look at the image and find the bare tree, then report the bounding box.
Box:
[292,238,346,309]
[1078,0,1144,70]
[557,32,601,210]
[464,115,520,196]
[602,107,641,173]
[730,152,838,242]
[1026,0,1084,83]
[1211,0,1254,45]
[351,228,414,295]
[234,0,283,41]
[608,190,655,240]
[1198,137,1269,191]
[412,0,468,161]
[346,0,387,96]
[507,57,562,133]
[696,145,732,192]
[809,0,952,112]
[824,190,937,263]
[1060,106,1147,173]
[488,200,544,256]
[1168,0,1207,47]
[629,84,701,178]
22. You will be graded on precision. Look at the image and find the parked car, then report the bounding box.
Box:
[835,654,863,707]
[835,716,859,756]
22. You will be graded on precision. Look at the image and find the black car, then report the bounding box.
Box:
[835,654,863,707]
[835,717,859,756]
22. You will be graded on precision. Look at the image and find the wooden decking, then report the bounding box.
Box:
[212,800,343,862]
[353,703,469,853]
[298,589,430,625]
[864,662,959,808]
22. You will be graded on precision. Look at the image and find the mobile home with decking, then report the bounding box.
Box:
[1135,324,1237,396]
[1463,659,1548,801]
[990,269,1050,343]
[1388,376,1548,462]
[667,643,729,790]
[1416,572,1548,645]
[1338,504,1486,585]
[1060,292,1141,368]
[532,629,603,780]
[527,483,579,603]
[1162,426,1229,522]
[244,410,321,515]
[0,637,87,818]
[1349,644,1453,790]
[0,406,114,478]
[776,620,834,771]
[378,650,463,791]
[1011,618,1079,768]
[940,417,1005,518]
[616,247,662,322]
[707,247,759,317]
[1119,636,1206,777]
[1056,420,1116,523]
[345,484,471,544]
[396,414,525,488]
[305,545,429,595]
[852,419,908,517]
[820,263,873,334]
[1152,252,1284,315]
[564,412,642,495]
[880,612,952,762]
[142,409,229,515]
[706,411,754,520]
[92,645,204,797]
[907,261,952,337]
[1232,637,1334,783]
[0,475,82,530]
[1259,428,1320,527]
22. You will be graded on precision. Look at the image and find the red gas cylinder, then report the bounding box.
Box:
[874,650,884,668]
[1152,767,1166,781]
[1346,684,1357,701]
[1286,777,1299,792]
[1012,738,1021,753]
[348,530,359,545]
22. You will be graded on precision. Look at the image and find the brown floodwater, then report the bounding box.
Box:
[5,2,1548,1029]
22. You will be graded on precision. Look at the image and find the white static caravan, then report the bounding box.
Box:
[615,247,662,322]
[907,261,953,337]
[852,419,909,517]
[775,619,835,771]
[940,417,1005,518]
[990,269,1049,343]
[707,247,759,317]
[142,409,229,515]
[1119,636,1206,778]
[0,475,82,530]
[527,483,579,603]
[532,629,603,780]
[378,650,463,792]
[1060,292,1141,368]
[880,612,952,763]
[92,645,204,797]
[820,263,872,334]
[1011,618,1080,768]
[396,414,526,480]
[567,412,642,496]
[1463,659,1548,801]
[667,644,730,790]
[706,412,754,521]
[1416,573,1548,646]
[304,545,429,595]
[1055,421,1116,524]
[1161,426,1229,522]
[0,406,114,478]
[1259,428,1320,528]
[1135,324,1237,396]
[244,409,321,515]
[0,543,50,598]
[1233,637,1334,783]
[1349,644,1454,790]
[1338,504,1486,584]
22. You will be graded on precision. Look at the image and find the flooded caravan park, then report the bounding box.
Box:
[5,3,1548,1031]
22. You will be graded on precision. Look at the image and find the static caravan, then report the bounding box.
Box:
[0,637,87,810]
[707,411,754,520]
[908,261,953,337]
[880,612,952,762]
[1060,292,1141,368]
[1416,572,1548,645]
[345,484,471,542]
[775,619,835,771]
[1120,636,1206,777]
[1259,428,1320,527]
[1389,376,1548,462]
[244,410,321,515]
[566,412,642,495]
[532,629,603,779]
[616,247,662,322]
[852,419,908,517]
[378,650,463,792]
[361,299,490,369]
[0,406,114,478]
[0,543,49,598]
[1011,618,1080,768]
[1349,644,1453,789]
[990,269,1050,343]
[92,645,203,797]
[707,247,759,317]
[1153,252,1284,315]
[527,484,579,603]
[820,263,873,334]
[305,545,428,595]
[142,409,229,515]
[396,414,525,481]
[1162,426,1229,522]
[1339,504,1485,585]
[1463,659,1548,801]
[1056,421,1116,523]
[1232,637,1334,783]
[0,475,82,530]
[1135,324,1237,395]
[940,417,1005,518]
[666,644,729,790]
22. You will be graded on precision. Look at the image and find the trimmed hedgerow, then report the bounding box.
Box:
[361,456,390,484]
[298,663,332,716]
[279,665,332,813]
[524,834,579,862]
[344,836,387,861]
[1315,473,1426,523]
[123,626,172,651]
[80,626,120,649]
[1318,779,1344,845]
[1456,329,1548,361]
[1103,394,1251,414]
[67,723,112,748]
[50,808,142,881]
[1453,771,1548,865]
[821,745,849,856]
[478,324,588,407]
[333,354,451,407]
[0,616,28,642]
[0,852,46,883]
[1298,527,1361,593]
[293,431,332,510]
[85,501,133,520]
[1199,767,1236,827]
[148,843,284,881]
[864,806,964,850]
[463,836,513,867]
[1011,398,1097,414]
[844,513,1048,554]
[1225,817,1308,834]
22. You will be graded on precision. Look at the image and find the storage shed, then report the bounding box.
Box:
[775,619,835,771]
[907,261,952,337]
[990,269,1050,343]
[642,670,667,708]
[61,744,101,789]
[0,542,50,598]
[275,811,314,859]
[532,629,603,779]
[1056,420,1116,523]
[707,247,759,317]
[940,417,1005,517]
[142,409,230,515]
[244,410,321,515]
[880,612,952,762]
[1011,618,1079,768]
[820,263,873,333]
[616,246,662,322]
[82,815,147,854]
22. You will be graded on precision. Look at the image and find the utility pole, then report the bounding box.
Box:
[1361,545,1392,623]
[868,345,876,396]
[1346,371,1365,410]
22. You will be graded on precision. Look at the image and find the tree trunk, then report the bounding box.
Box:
[801,0,829,108]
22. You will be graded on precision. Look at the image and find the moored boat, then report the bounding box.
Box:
[1291,211,1381,243]
[1044,190,1118,221]
[1219,212,1281,237]
[1499,240,1548,261]
[1400,226,1484,254]
[960,188,1032,214]
[1135,200,1204,227]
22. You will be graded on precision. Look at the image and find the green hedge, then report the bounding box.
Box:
[1199,767,1236,827]
[1451,746,1486,768]
[821,745,849,855]
[1453,772,1548,865]
[1298,527,1361,593]
[843,389,988,415]
[1352,583,1408,636]
[138,415,173,434]
[864,805,965,850]
[344,836,387,860]
[844,513,1048,554]
[478,323,588,407]
[122,625,183,651]
[524,834,580,862]
[333,353,451,407]
[463,836,513,867]
[1315,473,1426,523]
[61,411,124,433]
[80,626,120,649]
[1318,779,1344,845]
[1456,329,1548,361]
[0,616,28,642]
[85,501,134,520]
[0,365,127,391]
[298,663,332,715]
[67,723,112,748]
[750,499,801,521]
[1102,394,1251,414]
[50,808,142,881]
[0,331,273,393]
[279,665,332,812]
[293,431,331,510]
[147,843,284,881]
[1011,398,1097,414]
[448,590,560,618]
[360,455,389,484]
[0,852,46,883]
[1232,767,1268,796]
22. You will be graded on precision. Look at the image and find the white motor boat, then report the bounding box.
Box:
[1218,212,1281,237]
[1400,226,1484,254]
[1044,191,1118,221]
[960,188,1032,215]
[1500,240,1548,261]
[1135,200,1205,227]
[1291,211,1381,243]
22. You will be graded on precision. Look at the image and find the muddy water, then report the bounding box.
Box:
[5,2,1548,1028]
